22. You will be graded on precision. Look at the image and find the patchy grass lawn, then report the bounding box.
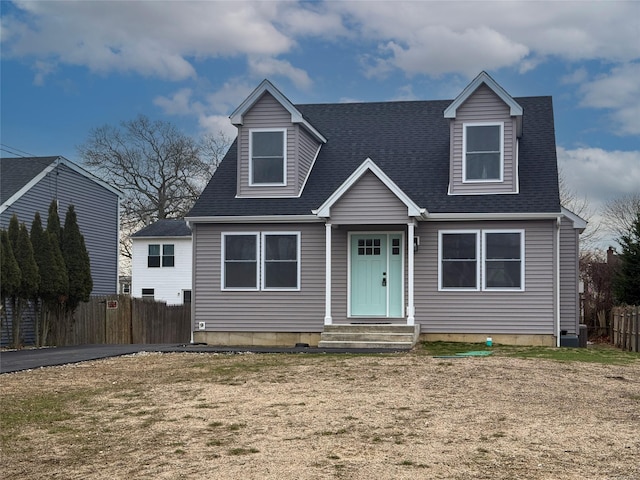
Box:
[1,345,639,479]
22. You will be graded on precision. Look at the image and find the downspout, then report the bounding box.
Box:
[556,216,561,347]
[187,219,195,345]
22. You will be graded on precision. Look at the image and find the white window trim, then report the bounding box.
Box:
[221,231,301,292]
[221,232,260,291]
[147,243,175,268]
[249,128,287,187]
[438,230,480,291]
[482,229,525,292]
[261,232,301,291]
[462,122,504,183]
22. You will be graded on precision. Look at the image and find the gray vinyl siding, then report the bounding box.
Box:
[193,222,326,332]
[414,220,556,335]
[559,216,580,334]
[449,84,518,195]
[237,92,298,197]
[297,125,320,190]
[330,172,410,225]
[0,163,119,296]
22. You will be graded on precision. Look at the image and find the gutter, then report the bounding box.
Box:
[185,215,321,224]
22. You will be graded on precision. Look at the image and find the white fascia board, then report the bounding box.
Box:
[185,215,322,224]
[560,206,588,231]
[229,79,327,144]
[132,235,192,241]
[313,157,426,218]
[0,160,57,214]
[424,212,561,222]
[443,71,523,119]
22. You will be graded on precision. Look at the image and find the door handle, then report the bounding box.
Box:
[382,273,387,287]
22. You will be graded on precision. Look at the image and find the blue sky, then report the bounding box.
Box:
[1,1,639,247]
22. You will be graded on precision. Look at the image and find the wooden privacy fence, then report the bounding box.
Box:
[611,305,639,352]
[67,295,191,345]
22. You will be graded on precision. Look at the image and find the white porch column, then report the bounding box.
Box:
[324,222,332,325]
[407,221,415,325]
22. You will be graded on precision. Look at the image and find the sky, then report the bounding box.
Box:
[1,0,639,249]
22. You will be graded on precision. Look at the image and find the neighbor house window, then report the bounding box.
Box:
[148,244,161,267]
[141,288,154,299]
[463,123,503,182]
[222,232,300,291]
[483,230,524,290]
[250,129,286,185]
[148,244,174,268]
[439,231,479,290]
[223,234,258,290]
[262,233,300,290]
[162,244,175,267]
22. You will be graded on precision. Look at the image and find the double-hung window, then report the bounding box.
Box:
[148,244,175,268]
[483,230,524,290]
[263,233,299,289]
[222,232,300,290]
[439,229,524,291]
[463,123,503,182]
[250,129,286,185]
[223,234,259,289]
[439,231,480,290]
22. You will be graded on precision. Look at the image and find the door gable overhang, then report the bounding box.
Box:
[313,158,426,219]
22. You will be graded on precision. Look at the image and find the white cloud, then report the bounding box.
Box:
[198,114,237,139]
[248,57,312,90]
[578,63,640,135]
[4,0,639,86]
[557,146,640,205]
[2,1,294,81]
[558,146,640,248]
[153,89,201,116]
[331,1,640,72]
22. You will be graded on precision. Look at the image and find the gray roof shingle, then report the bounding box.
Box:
[1,157,59,204]
[132,219,191,238]
[188,96,560,218]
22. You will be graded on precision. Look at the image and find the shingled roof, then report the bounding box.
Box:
[188,96,560,218]
[0,156,60,204]
[131,219,191,238]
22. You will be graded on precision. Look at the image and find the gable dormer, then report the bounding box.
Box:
[230,80,326,198]
[444,72,523,195]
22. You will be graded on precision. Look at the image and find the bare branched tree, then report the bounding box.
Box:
[601,193,640,241]
[558,168,601,251]
[200,130,233,176]
[78,115,231,268]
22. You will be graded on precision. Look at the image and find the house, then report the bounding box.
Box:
[1,155,122,345]
[131,219,192,305]
[186,71,585,348]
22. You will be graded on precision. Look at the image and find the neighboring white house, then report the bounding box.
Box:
[131,219,192,305]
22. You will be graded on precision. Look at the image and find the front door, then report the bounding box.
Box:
[350,233,403,317]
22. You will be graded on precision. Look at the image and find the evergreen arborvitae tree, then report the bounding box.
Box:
[1,229,21,329]
[31,212,69,345]
[62,205,92,312]
[8,216,40,347]
[614,211,640,305]
[47,200,63,244]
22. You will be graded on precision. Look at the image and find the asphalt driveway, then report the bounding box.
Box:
[0,344,399,374]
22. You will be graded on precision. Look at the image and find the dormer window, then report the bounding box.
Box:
[463,122,503,182]
[250,129,286,185]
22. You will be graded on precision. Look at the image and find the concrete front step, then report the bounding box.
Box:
[320,332,416,343]
[318,340,414,350]
[318,323,420,349]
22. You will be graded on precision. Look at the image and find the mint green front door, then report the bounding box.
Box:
[350,234,403,317]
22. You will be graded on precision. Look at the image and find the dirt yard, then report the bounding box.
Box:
[1,350,639,479]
